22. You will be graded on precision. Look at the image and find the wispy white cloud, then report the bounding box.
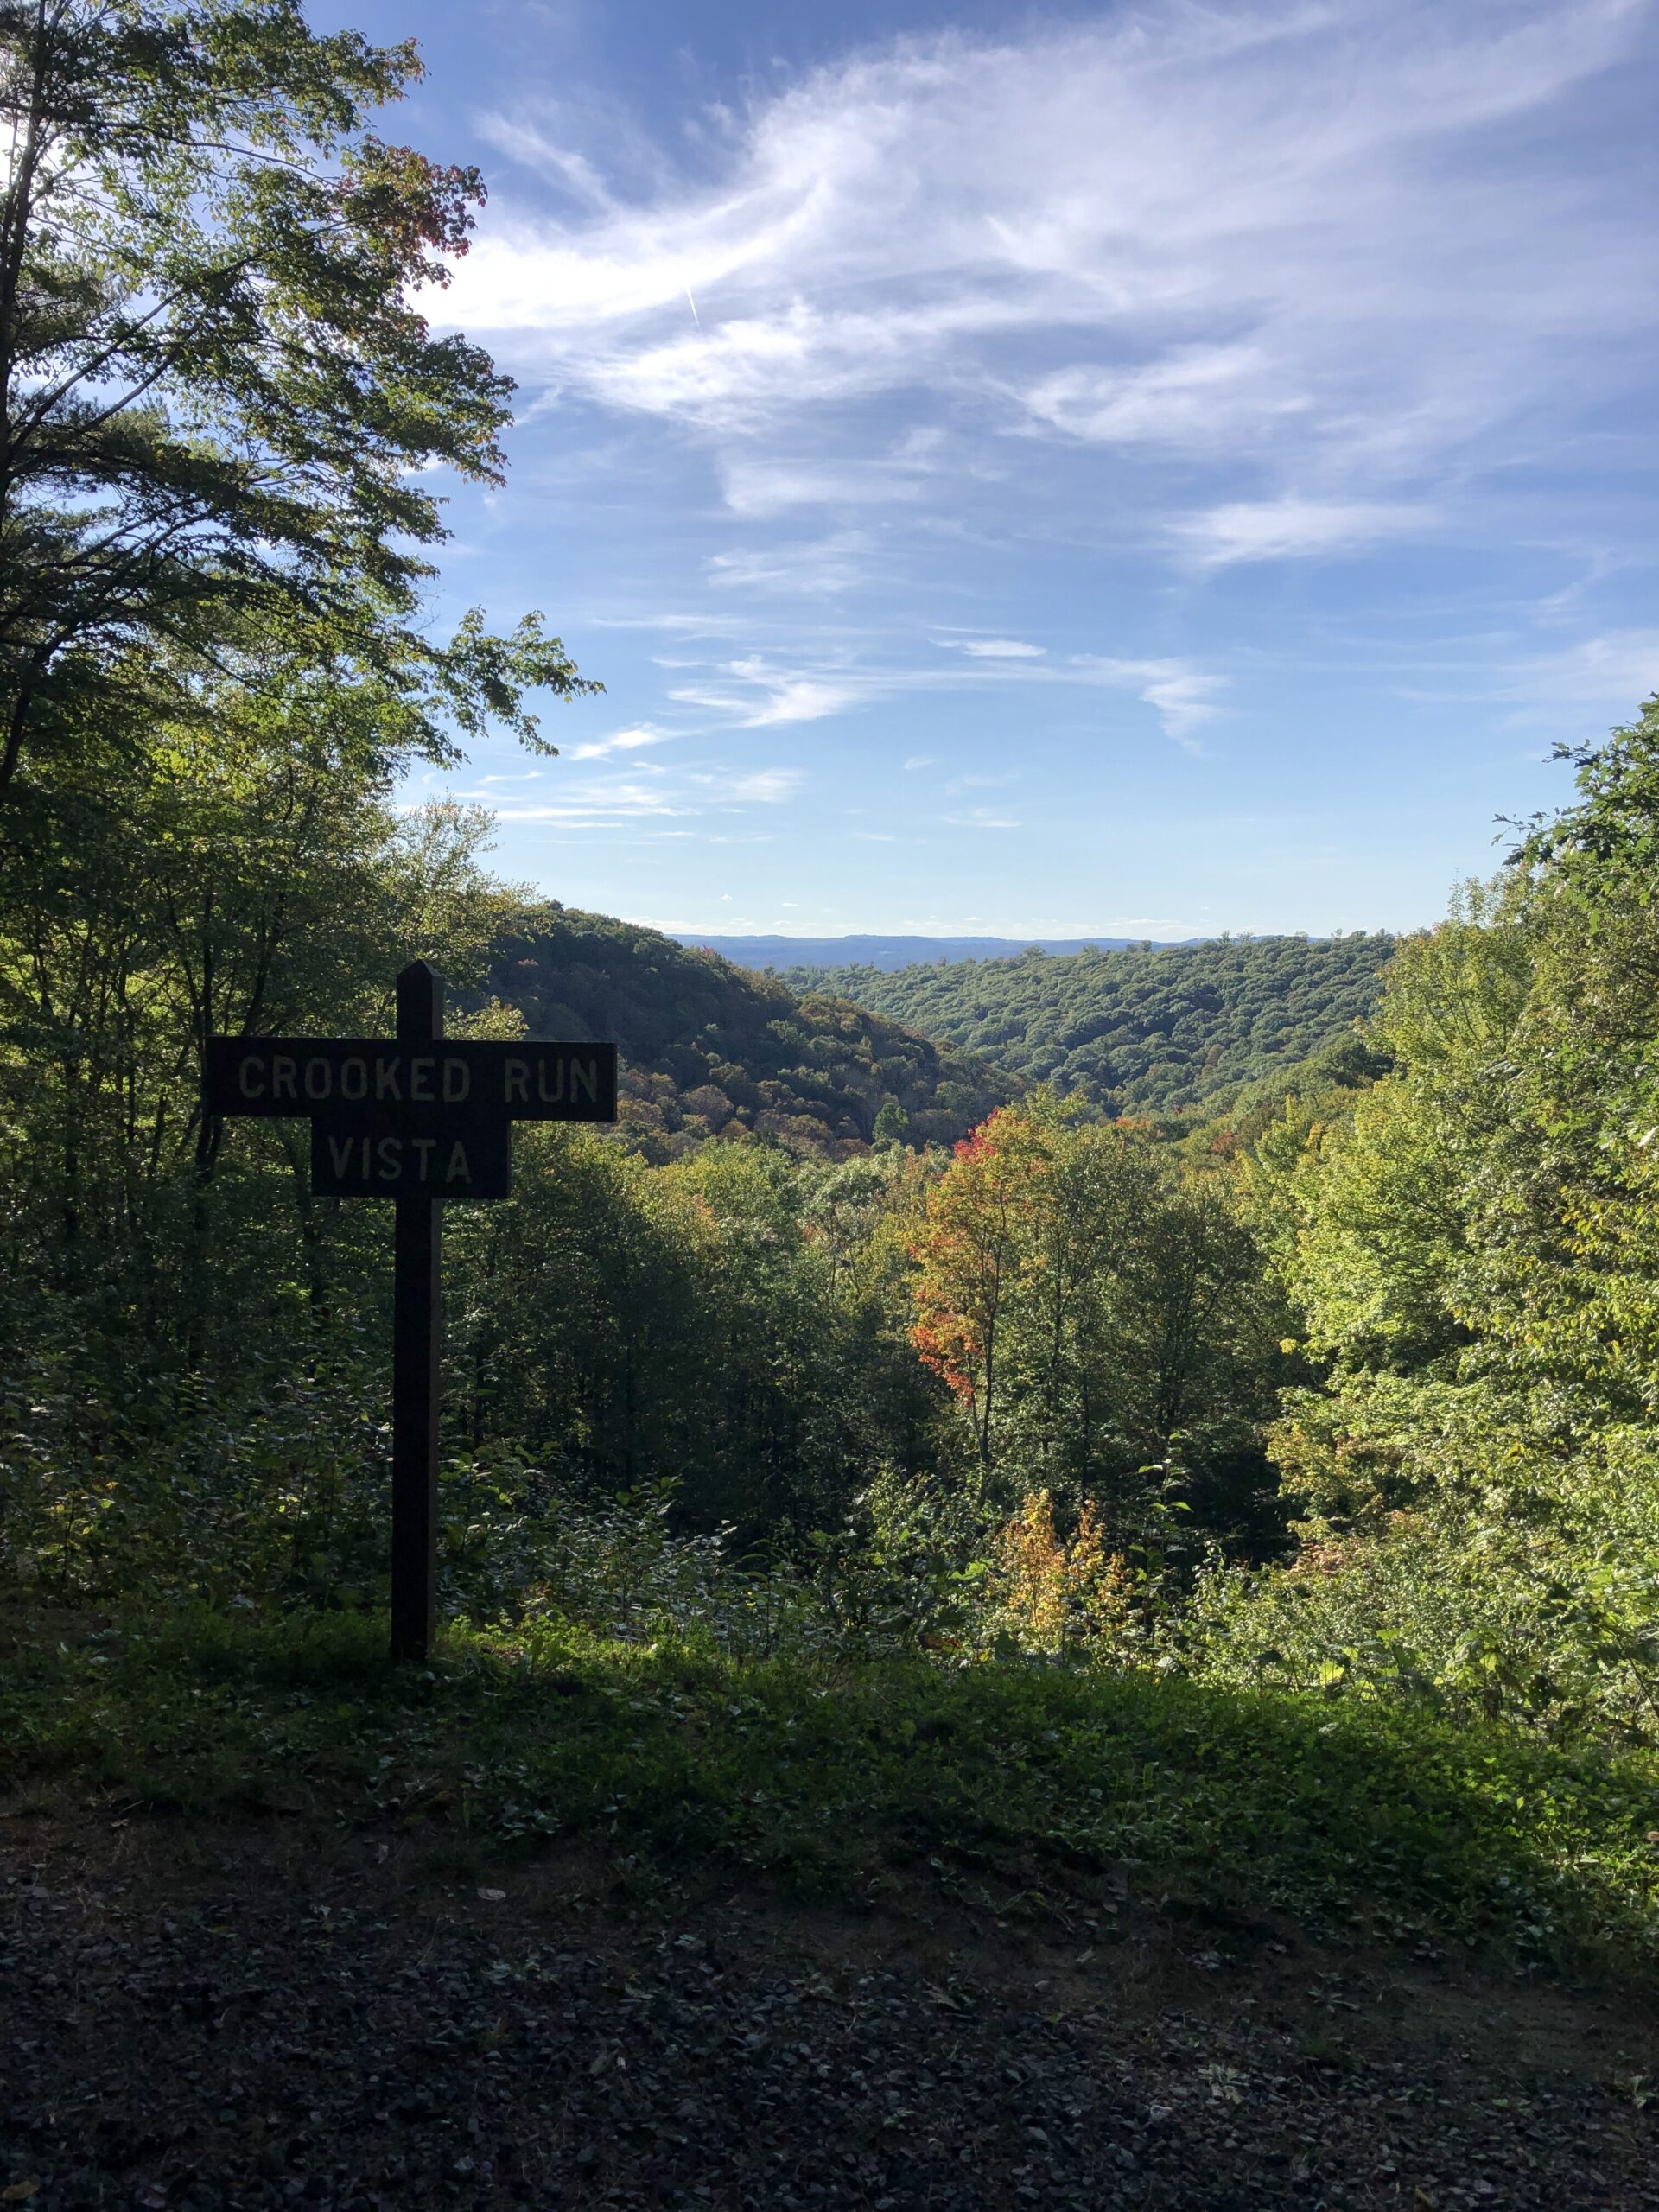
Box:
[948,638,1046,659]
[445,0,1650,556]
[944,807,1022,830]
[490,779,686,826]
[656,641,1229,742]
[475,112,620,212]
[1070,657,1228,747]
[722,460,925,518]
[706,531,870,595]
[1024,346,1307,449]
[591,612,756,639]
[671,655,869,727]
[565,724,673,760]
[1509,630,1659,710]
[483,753,815,831]
[1173,498,1431,567]
[729,767,805,802]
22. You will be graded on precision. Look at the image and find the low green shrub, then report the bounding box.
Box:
[5,1601,1658,1969]
[1185,1414,1659,1745]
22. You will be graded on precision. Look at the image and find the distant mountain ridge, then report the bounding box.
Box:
[484,905,1011,1160]
[779,934,1398,1116]
[481,912,1395,1147]
[679,932,1185,972]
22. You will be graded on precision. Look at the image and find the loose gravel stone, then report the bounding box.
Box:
[3,1822,1657,2209]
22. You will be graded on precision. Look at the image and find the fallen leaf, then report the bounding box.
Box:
[477,1887,505,1903]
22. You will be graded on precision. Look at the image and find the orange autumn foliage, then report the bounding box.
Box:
[989,1487,1134,1652]
[909,1109,1054,1467]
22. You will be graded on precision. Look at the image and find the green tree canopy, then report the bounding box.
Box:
[787,934,1395,1117]
[0,0,593,802]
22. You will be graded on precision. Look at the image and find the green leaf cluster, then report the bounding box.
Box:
[0,0,596,798]
[1192,696,1659,1742]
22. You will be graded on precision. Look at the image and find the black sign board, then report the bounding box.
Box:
[205,963,618,1661]
[204,1039,617,1126]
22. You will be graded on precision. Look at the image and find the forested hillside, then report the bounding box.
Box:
[788,932,1395,1113]
[486,906,1010,1157]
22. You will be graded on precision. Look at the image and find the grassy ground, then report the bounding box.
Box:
[6,1600,1659,1975]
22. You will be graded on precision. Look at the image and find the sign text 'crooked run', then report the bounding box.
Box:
[205,1038,616,1121]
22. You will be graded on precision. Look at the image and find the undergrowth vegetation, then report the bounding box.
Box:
[9,1603,1659,1973]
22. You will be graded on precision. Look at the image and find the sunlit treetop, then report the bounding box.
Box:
[0,0,596,802]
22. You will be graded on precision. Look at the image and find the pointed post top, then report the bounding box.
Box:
[396,960,444,1045]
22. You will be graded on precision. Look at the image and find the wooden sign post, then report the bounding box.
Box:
[205,962,618,1661]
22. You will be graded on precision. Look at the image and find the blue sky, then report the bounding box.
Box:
[330,0,1656,938]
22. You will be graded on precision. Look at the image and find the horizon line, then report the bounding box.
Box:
[648,925,1405,944]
